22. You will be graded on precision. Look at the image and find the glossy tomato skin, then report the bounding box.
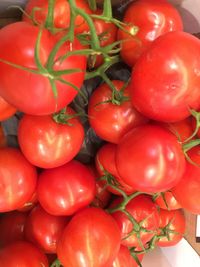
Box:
[57,207,121,267]
[111,195,159,248]
[155,191,181,210]
[116,125,186,193]
[0,147,37,212]
[0,96,16,121]
[37,160,96,216]
[23,0,91,33]
[118,0,183,66]
[88,80,148,144]
[130,31,200,122]
[18,191,38,212]
[0,241,48,267]
[0,211,28,247]
[25,205,68,253]
[0,22,86,115]
[157,209,186,247]
[18,107,84,168]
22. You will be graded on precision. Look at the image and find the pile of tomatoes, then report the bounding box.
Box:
[0,0,200,266]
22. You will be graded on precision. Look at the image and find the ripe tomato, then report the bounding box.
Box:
[18,191,38,212]
[118,0,183,66]
[110,195,159,248]
[0,211,28,247]
[172,146,200,214]
[0,96,16,121]
[0,147,37,212]
[18,107,84,168]
[88,80,148,144]
[37,160,96,216]
[130,31,200,122]
[157,209,186,247]
[0,22,86,115]
[57,207,121,267]
[25,205,68,254]
[116,124,186,193]
[23,0,91,33]
[154,191,181,210]
[0,123,6,148]
[0,241,48,267]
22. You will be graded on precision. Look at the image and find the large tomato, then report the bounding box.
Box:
[0,22,86,115]
[118,0,183,66]
[88,80,148,144]
[0,147,37,212]
[0,96,16,121]
[37,160,96,216]
[57,207,121,267]
[25,205,68,253]
[130,31,200,122]
[116,124,186,193]
[18,107,84,168]
[0,241,48,267]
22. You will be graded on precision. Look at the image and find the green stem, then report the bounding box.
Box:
[45,0,55,29]
[87,0,97,11]
[103,0,113,18]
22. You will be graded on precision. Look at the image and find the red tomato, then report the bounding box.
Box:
[0,22,86,115]
[116,125,186,193]
[57,207,121,267]
[118,0,183,66]
[88,80,148,144]
[95,143,136,195]
[112,245,144,267]
[130,31,200,122]
[25,205,68,253]
[0,147,37,212]
[154,191,181,210]
[0,123,6,148]
[0,211,28,247]
[37,160,96,216]
[23,0,91,33]
[172,147,200,214]
[0,96,16,121]
[111,195,159,248]
[18,191,38,212]
[18,107,84,168]
[0,241,48,267]
[157,209,186,247]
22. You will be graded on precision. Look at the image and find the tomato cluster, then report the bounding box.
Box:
[0,0,199,266]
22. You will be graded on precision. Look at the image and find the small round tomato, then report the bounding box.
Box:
[0,241,48,267]
[154,191,181,210]
[0,211,28,247]
[0,147,37,212]
[18,107,84,168]
[111,195,159,248]
[88,80,148,144]
[118,0,183,66]
[116,124,186,193]
[57,207,121,267]
[37,160,96,216]
[157,209,186,247]
[25,205,68,253]
[0,96,16,121]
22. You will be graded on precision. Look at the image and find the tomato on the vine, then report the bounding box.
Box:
[154,191,181,210]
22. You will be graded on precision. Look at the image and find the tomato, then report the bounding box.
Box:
[112,245,144,267]
[95,143,136,195]
[25,205,68,254]
[116,124,185,193]
[23,0,91,33]
[172,146,200,214]
[118,0,183,66]
[129,31,200,122]
[0,147,37,212]
[18,191,38,212]
[154,191,181,210]
[0,241,48,267]
[0,123,6,148]
[0,96,16,121]
[57,207,121,267]
[157,209,186,247]
[0,211,28,247]
[37,160,96,216]
[18,107,84,168]
[0,22,86,115]
[88,80,148,144]
[110,194,159,248]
